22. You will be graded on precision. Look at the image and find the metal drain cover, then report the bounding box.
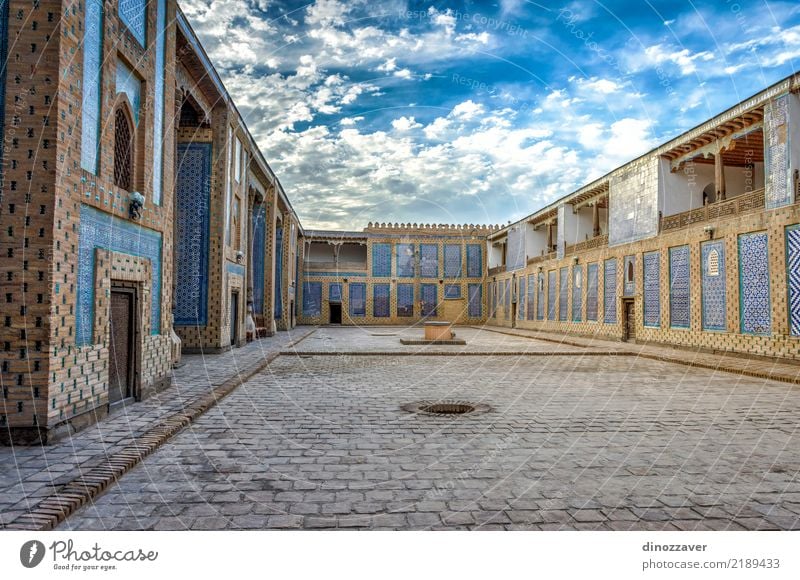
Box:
[402,400,491,416]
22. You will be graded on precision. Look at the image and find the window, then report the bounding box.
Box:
[113,108,133,191]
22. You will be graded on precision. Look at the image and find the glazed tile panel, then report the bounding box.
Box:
[81,0,104,173]
[302,282,322,317]
[537,272,545,320]
[765,95,791,209]
[371,243,391,277]
[466,244,482,278]
[421,284,437,317]
[119,0,146,45]
[572,266,582,322]
[274,228,283,320]
[643,252,660,327]
[444,244,462,278]
[603,259,617,324]
[468,284,482,317]
[787,225,800,336]
[586,263,598,321]
[251,204,266,315]
[669,246,690,328]
[420,244,438,278]
[738,232,771,335]
[623,255,635,296]
[397,284,413,317]
[77,205,162,346]
[547,270,557,321]
[701,241,726,331]
[373,284,390,318]
[396,244,414,277]
[559,267,568,321]
[518,277,526,319]
[349,283,366,317]
[526,274,535,321]
[152,0,167,205]
[174,143,211,326]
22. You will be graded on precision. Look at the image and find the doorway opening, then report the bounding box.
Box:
[622,299,636,342]
[329,303,342,324]
[231,291,239,346]
[108,287,137,411]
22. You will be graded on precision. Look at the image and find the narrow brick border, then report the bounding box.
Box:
[2,329,317,531]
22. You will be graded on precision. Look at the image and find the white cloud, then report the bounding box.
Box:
[452,100,485,120]
[391,116,422,132]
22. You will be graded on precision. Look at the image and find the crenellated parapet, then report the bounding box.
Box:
[363,222,501,237]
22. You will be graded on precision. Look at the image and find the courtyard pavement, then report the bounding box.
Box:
[46,326,800,531]
[0,328,311,527]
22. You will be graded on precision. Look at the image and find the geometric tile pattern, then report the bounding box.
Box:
[669,246,690,328]
[349,283,366,317]
[77,205,162,345]
[603,259,617,324]
[421,284,437,317]
[444,284,461,299]
[559,267,568,321]
[548,270,557,321]
[420,244,438,278]
[251,203,266,315]
[623,255,635,296]
[396,244,414,277]
[152,0,167,204]
[518,277,526,319]
[701,241,726,331]
[765,95,791,209]
[504,279,511,320]
[787,225,800,336]
[466,244,482,278]
[444,244,462,278]
[115,58,141,124]
[174,143,211,326]
[643,252,660,327]
[397,283,413,317]
[373,284,390,317]
[302,282,322,317]
[506,226,526,271]
[274,227,283,320]
[586,263,598,321]
[739,232,771,335]
[468,283,482,317]
[537,272,545,320]
[119,0,146,45]
[329,283,342,303]
[572,265,582,322]
[372,243,391,277]
[81,0,104,173]
[527,274,535,321]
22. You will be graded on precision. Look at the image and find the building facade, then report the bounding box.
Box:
[0,1,300,444]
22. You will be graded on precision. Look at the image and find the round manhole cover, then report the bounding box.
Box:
[402,400,491,416]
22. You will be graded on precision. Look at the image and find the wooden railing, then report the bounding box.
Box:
[660,188,765,233]
[487,265,505,276]
[564,234,608,256]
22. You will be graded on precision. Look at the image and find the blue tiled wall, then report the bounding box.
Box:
[119,0,146,45]
[397,284,413,317]
[81,0,104,173]
[396,244,414,277]
[302,282,322,317]
[77,205,162,345]
[444,244,462,278]
[420,244,438,278]
[787,225,800,336]
[174,143,211,326]
[604,259,617,324]
[372,243,391,277]
[274,227,283,320]
[547,270,557,321]
[643,252,660,327]
[329,283,342,303]
[152,0,166,205]
[349,283,366,317]
[252,204,266,315]
[444,284,461,299]
[701,241,726,331]
[537,272,545,320]
[526,274,535,321]
[559,267,568,321]
[739,232,771,335]
[572,266,582,322]
[623,255,635,296]
[518,277,526,319]
[669,246,690,328]
[421,284,437,317]
[373,284,390,317]
[467,245,482,277]
[586,263,598,321]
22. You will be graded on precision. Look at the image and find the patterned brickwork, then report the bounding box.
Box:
[787,224,800,336]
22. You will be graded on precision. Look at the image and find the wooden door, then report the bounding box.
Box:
[230,292,239,346]
[109,290,134,407]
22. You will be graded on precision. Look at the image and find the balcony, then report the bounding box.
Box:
[487,265,505,276]
[526,251,556,266]
[304,261,367,272]
[660,188,765,233]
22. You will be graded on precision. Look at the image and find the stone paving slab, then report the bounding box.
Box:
[476,326,800,385]
[0,328,314,528]
[54,334,800,531]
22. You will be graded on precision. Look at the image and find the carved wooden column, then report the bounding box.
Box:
[592,203,600,237]
[715,144,727,201]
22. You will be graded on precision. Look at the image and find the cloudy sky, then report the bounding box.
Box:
[180,0,800,230]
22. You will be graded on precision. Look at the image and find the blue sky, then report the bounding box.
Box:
[181,0,800,230]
